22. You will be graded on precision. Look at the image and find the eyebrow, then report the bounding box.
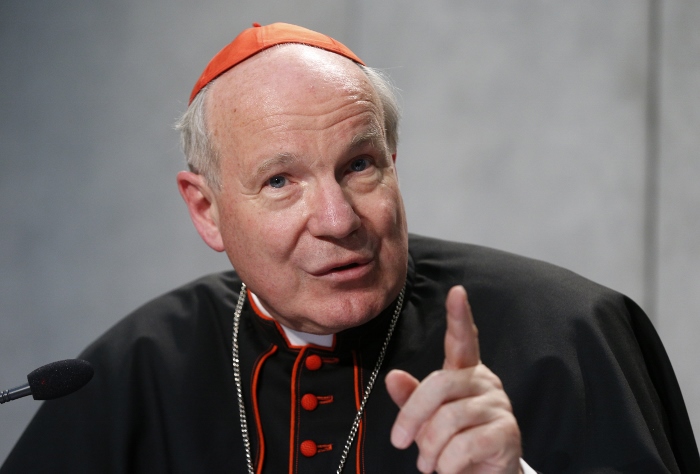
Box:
[253,153,298,180]
[348,126,387,154]
[251,126,387,182]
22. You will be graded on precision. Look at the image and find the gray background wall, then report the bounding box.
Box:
[1,0,698,462]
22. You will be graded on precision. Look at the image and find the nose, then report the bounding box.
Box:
[306,180,361,239]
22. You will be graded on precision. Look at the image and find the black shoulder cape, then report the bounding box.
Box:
[2,235,698,473]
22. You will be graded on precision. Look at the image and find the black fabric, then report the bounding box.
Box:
[2,235,698,473]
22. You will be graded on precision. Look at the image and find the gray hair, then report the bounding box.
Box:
[175,64,400,192]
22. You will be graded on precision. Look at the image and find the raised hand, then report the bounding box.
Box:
[385,285,522,474]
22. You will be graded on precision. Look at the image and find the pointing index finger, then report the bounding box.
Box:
[443,285,480,370]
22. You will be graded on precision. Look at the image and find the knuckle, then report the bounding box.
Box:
[490,415,523,455]
[487,389,511,410]
[434,414,522,473]
[478,366,503,389]
[502,413,522,443]
[425,369,447,384]
[436,437,473,473]
[425,369,454,393]
[474,426,499,453]
[416,424,437,451]
[416,410,453,456]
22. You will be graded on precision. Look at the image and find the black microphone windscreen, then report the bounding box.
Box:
[27,359,94,400]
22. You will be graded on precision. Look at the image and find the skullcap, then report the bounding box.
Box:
[189,22,364,104]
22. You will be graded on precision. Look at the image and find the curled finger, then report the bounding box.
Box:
[415,391,513,473]
[434,414,522,474]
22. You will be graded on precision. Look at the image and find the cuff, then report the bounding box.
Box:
[520,458,538,474]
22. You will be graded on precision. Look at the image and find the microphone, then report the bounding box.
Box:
[1,359,94,404]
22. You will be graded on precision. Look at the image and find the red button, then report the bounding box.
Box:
[300,440,317,457]
[301,393,319,411]
[305,354,322,371]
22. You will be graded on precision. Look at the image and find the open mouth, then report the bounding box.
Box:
[313,260,371,278]
[311,258,372,278]
[332,262,360,272]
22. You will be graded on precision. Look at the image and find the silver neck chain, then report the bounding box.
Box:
[231,282,406,474]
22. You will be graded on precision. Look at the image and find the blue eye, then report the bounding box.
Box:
[350,158,369,172]
[268,176,286,188]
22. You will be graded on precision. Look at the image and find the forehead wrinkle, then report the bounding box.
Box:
[209,46,387,186]
[248,98,379,134]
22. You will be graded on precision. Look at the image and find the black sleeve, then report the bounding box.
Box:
[0,273,244,474]
[407,235,700,473]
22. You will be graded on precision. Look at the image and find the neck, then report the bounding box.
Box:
[249,291,334,348]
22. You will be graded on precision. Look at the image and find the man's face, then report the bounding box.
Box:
[205,45,408,334]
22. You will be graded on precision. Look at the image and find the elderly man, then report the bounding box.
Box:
[2,23,698,474]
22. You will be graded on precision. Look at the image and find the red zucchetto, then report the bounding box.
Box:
[189,22,364,104]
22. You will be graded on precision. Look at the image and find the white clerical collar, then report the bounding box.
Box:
[249,291,334,348]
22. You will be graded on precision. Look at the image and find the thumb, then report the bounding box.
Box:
[385,369,420,408]
[444,285,480,370]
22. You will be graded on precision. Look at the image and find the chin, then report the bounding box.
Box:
[316,310,378,334]
[300,289,395,334]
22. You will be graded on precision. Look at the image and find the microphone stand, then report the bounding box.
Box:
[1,384,32,404]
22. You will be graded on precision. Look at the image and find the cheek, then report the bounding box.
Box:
[220,201,306,263]
[363,184,406,233]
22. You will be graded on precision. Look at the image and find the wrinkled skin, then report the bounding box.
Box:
[177,44,522,473]
[179,44,408,334]
[386,286,523,473]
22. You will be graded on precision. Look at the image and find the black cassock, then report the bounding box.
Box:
[3,235,698,473]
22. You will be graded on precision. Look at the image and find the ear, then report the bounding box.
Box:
[176,171,225,252]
